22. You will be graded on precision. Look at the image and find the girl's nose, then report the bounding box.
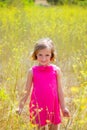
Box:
[42,56,46,61]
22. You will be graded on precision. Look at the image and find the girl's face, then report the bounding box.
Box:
[36,48,52,66]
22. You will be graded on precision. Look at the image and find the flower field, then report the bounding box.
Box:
[0,4,87,130]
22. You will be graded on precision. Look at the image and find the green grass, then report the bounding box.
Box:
[0,5,87,130]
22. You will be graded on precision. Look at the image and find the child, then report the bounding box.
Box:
[16,38,70,130]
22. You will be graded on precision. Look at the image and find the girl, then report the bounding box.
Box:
[16,38,70,130]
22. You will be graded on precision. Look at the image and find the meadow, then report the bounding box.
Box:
[0,4,87,130]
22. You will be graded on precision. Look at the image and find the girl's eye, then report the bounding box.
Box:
[46,54,50,56]
[37,54,51,57]
[38,54,42,56]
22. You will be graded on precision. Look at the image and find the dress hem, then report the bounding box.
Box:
[30,120,61,127]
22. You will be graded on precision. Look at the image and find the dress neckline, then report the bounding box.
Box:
[34,64,55,72]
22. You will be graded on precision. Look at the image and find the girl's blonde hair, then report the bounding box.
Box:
[31,38,56,61]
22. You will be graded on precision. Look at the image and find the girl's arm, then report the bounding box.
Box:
[56,67,70,117]
[16,68,33,115]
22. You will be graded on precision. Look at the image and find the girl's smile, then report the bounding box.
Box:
[36,48,52,66]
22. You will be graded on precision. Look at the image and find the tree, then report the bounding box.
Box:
[47,0,58,4]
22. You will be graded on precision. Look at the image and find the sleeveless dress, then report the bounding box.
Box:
[29,64,61,126]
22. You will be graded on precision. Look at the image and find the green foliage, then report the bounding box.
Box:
[0,0,34,7]
[47,0,58,4]
[0,0,87,6]
[0,88,8,100]
[47,0,87,5]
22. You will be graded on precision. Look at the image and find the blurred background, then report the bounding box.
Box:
[0,0,87,130]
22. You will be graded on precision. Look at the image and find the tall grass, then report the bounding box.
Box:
[0,5,87,130]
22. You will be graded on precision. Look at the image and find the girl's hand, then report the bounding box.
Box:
[16,108,22,115]
[62,107,70,117]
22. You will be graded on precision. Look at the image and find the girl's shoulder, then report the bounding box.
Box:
[31,65,39,70]
[51,64,61,76]
[26,68,33,78]
[28,67,32,73]
[30,65,40,72]
[51,64,61,71]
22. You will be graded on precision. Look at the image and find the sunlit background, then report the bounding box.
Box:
[0,0,87,130]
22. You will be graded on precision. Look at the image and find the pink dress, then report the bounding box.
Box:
[29,64,61,126]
